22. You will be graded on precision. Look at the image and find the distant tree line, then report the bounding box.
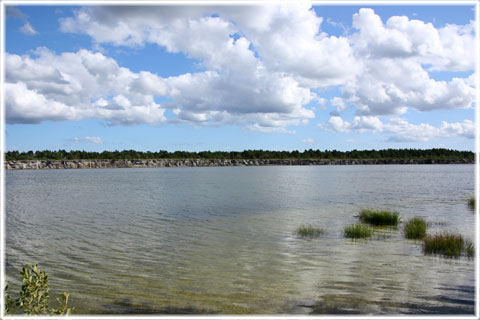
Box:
[4,148,474,161]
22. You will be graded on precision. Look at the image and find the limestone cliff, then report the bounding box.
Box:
[4,158,473,170]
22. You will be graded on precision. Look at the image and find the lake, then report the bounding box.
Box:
[5,164,476,314]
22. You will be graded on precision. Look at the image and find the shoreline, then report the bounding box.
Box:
[4,158,474,170]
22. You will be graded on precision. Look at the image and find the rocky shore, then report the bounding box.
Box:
[4,158,474,170]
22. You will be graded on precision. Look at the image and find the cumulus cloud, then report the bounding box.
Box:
[6,82,85,123]
[220,4,359,87]
[323,115,383,133]
[20,22,38,35]
[6,48,166,125]
[321,116,474,142]
[385,118,475,142]
[59,5,358,87]
[342,8,475,116]
[5,48,314,130]
[351,8,475,71]
[57,5,475,111]
[5,4,475,138]
[341,59,475,116]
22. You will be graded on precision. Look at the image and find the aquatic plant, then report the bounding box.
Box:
[465,239,475,258]
[423,232,474,258]
[296,224,325,238]
[468,196,475,210]
[4,264,73,315]
[403,217,427,239]
[344,224,373,239]
[359,209,399,226]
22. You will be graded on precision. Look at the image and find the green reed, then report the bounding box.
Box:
[423,232,475,258]
[359,209,400,226]
[344,224,373,239]
[403,217,427,240]
[296,224,325,238]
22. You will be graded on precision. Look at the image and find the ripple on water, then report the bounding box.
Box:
[5,165,476,314]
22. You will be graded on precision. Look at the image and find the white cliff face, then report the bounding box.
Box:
[4,158,473,170]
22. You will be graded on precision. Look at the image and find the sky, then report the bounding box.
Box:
[3,1,477,152]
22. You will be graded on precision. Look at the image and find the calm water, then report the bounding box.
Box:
[5,165,476,314]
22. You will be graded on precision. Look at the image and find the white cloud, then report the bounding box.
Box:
[221,4,359,87]
[336,8,475,117]
[20,22,38,35]
[53,5,357,130]
[330,97,346,112]
[321,116,474,142]
[440,119,475,139]
[351,8,475,71]
[385,118,475,142]
[342,59,475,116]
[5,48,166,125]
[58,6,474,114]
[59,5,358,87]
[164,69,314,118]
[74,136,103,144]
[5,5,475,138]
[301,138,315,144]
[5,48,314,131]
[5,82,86,123]
[323,116,350,133]
[322,115,384,133]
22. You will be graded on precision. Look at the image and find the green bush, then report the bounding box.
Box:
[404,217,427,239]
[18,264,50,314]
[423,232,475,258]
[359,209,399,226]
[344,224,373,239]
[296,224,325,238]
[4,264,73,315]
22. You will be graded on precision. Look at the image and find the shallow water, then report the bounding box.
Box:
[5,165,476,314]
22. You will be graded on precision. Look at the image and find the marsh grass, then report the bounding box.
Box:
[468,196,475,210]
[423,232,475,258]
[359,209,399,226]
[403,217,427,239]
[344,224,373,239]
[296,224,325,238]
[465,239,475,258]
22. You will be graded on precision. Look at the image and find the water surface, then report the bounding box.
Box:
[5,165,476,314]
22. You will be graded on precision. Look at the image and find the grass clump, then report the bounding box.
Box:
[296,224,325,238]
[403,217,427,239]
[465,239,475,258]
[344,224,373,239]
[359,209,400,226]
[468,196,475,210]
[423,232,475,258]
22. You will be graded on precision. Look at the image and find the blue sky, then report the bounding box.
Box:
[4,2,476,152]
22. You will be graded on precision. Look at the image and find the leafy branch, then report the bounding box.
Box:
[4,264,73,316]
